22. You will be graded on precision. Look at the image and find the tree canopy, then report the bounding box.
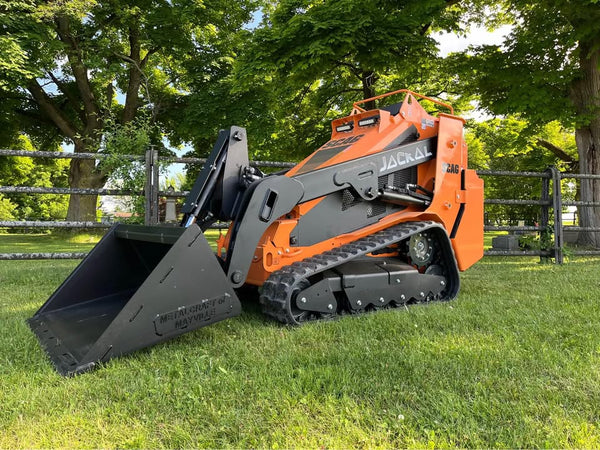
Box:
[0,0,257,220]
[177,0,478,164]
[458,0,600,245]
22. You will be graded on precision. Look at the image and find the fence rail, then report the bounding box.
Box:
[1,148,599,262]
[0,148,296,168]
[478,166,600,262]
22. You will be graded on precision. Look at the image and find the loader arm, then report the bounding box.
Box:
[222,133,437,287]
[181,126,253,229]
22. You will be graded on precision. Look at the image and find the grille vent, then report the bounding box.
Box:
[341,189,361,211]
[340,166,418,216]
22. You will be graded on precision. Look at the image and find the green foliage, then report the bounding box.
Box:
[466,117,576,224]
[241,0,442,84]
[97,116,173,222]
[455,0,600,126]
[171,0,478,165]
[0,194,17,220]
[518,227,553,257]
[0,1,37,89]
[0,136,69,220]
[101,116,154,158]
[162,173,186,191]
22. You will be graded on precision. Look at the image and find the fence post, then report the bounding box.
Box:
[550,166,564,264]
[540,170,551,263]
[152,147,159,225]
[144,147,159,226]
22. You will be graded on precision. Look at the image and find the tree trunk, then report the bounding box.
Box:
[65,142,106,221]
[361,71,377,110]
[570,39,600,247]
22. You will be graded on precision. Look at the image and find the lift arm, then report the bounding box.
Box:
[181,126,253,229]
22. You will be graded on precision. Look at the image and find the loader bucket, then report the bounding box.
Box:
[28,223,241,376]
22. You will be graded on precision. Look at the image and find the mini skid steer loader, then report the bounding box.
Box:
[28,90,484,375]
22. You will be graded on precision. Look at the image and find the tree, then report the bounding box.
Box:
[220,0,476,162]
[240,0,470,100]
[0,0,256,220]
[459,0,600,246]
[0,195,17,220]
[466,118,577,224]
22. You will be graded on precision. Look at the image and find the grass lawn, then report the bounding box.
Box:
[0,231,102,253]
[0,229,223,253]
[1,232,599,447]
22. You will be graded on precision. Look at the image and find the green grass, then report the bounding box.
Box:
[1,233,600,448]
[0,229,222,253]
[0,231,102,253]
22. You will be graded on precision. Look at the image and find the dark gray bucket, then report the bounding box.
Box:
[28,223,241,375]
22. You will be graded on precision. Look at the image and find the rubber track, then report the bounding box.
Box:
[260,220,445,324]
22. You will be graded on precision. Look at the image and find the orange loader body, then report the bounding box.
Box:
[218,90,484,286]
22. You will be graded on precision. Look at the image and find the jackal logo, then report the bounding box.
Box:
[379,145,433,172]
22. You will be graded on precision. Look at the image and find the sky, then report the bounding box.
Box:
[434,25,512,57]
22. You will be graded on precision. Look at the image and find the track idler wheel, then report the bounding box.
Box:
[408,232,434,268]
